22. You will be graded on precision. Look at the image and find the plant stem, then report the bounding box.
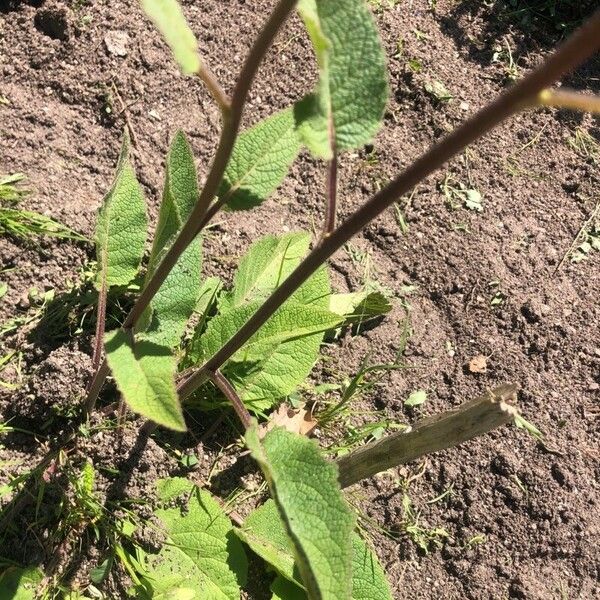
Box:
[90,274,107,377]
[538,88,600,113]
[197,64,231,114]
[336,384,518,488]
[321,150,338,241]
[82,0,297,415]
[208,370,252,430]
[178,10,600,401]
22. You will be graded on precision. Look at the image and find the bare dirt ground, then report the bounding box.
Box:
[1,0,599,598]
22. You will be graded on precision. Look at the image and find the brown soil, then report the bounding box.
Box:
[1,0,599,599]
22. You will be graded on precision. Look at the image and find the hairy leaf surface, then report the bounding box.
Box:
[329,290,392,325]
[139,131,202,347]
[219,109,300,210]
[246,427,355,600]
[105,329,185,431]
[0,565,43,600]
[141,0,201,74]
[95,132,147,289]
[296,0,388,156]
[230,233,311,307]
[237,500,392,600]
[136,478,247,599]
[200,302,341,409]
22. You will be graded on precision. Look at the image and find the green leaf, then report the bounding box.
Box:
[139,131,202,348]
[238,501,392,600]
[201,302,342,410]
[329,290,392,325]
[246,427,355,600]
[219,109,300,210]
[227,232,330,310]
[295,0,388,157]
[271,576,307,600]
[137,478,247,600]
[235,500,299,585]
[195,276,223,315]
[0,565,43,600]
[231,233,310,307]
[95,132,147,289]
[404,389,426,407]
[349,535,392,600]
[141,0,201,75]
[105,329,185,431]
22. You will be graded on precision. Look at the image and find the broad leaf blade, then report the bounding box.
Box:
[95,133,147,289]
[329,290,392,325]
[246,427,355,600]
[137,478,247,599]
[141,0,201,75]
[140,131,202,348]
[0,565,43,600]
[231,233,311,307]
[200,302,342,410]
[235,500,299,584]
[296,0,388,156]
[237,501,392,600]
[350,535,393,600]
[271,576,307,600]
[105,329,185,431]
[219,109,300,210]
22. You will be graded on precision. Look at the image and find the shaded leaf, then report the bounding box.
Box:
[141,0,201,74]
[95,131,147,289]
[271,576,307,600]
[329,290,392,325]
[136,478,247,599]
[201,302,342,410]
[0,565,43,600]
[238,501,392,600]
[231,233,311,307]
[219,109,300,210]
[139,131,202,348]
[246,427,355,600]
[105,329,185,431]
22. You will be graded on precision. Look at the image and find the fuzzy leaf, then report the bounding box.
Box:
[238,501,392,600]
[246,427,355,600]
[139,131,202,347]
[271,576,307,600]
[105,329,185,431]
[235,500,299,584]
[141,0,201,75]
[201,302,341,410]
[95,132,147,289]
[231,233,310,307]
[226,232,330,311]
[329,290,392,325]
[0,565,43,600]
[137,478,247,599]
[296,0,388,157]
[219,109,300,210]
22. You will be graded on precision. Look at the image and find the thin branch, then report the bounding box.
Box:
[90,274,107,377]
[178,10,600,401]
[538,88,600,113]
[208,370,252,430]
[82,0,297,415]
[197,64,231,114]
[336,384,518,489]
[321,150,338,241]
